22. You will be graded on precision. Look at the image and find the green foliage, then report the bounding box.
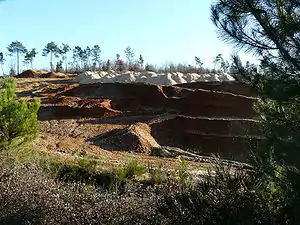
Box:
[0,78,40,149]
[55,60,63,72]
[124,46,135,68]
[105,59,111,71]
[59,43,71,72]
[0,52,4,75]
[145,63,157,72]
[160,164,274,225]
[41,156,99,183]
[91,45,102,69]
[213,53,229,73]
[148,162,164,185]
[23,48,38,69]
[194,56,203,70]
[139,54,144,69]
[117,159,147,181]
[7,41,27,74]
[72,46,92,71]
[172,157,189,191]
[43,42,60,72]
[211,0,300,224]
[8,66,16,76]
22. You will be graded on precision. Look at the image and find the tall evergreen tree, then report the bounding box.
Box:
[72,46,82,71]
[84,46,91,69]
[91,45,101,70]
[139,54,144,70]
[59,43,71,72]
[0,52,4,75]
[23,48,38,69]
[211,0,300,223]
[7,41,27,75]
[42,42,59,72]
[72,46,90,71]
[195,56,203,70]
[124,46,135,69]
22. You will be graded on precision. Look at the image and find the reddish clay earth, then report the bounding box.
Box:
[15,73,261,170]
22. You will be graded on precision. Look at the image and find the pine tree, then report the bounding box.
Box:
[55,60,63,72]
[124,46,135,69]
[84,46,91,70]
[59,44,71,72]
[139,54,144,70]
[73,46,89,71]
[0,78,40,149]
[195,56,203,71]
[212,0,300,222]
[7,41,27,75]
[106,59,111,71]
[23,48,38,69]
[72,46,82,72]
[91,45,102,70]
[43,42,60,72]
[0,52,4,75]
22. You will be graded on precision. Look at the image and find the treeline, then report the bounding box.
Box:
[0,41,257,75]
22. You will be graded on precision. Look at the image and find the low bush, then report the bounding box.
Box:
[0,78,40,150]
[158,163,274,225]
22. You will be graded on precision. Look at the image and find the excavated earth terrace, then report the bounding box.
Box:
[16,75,261,171]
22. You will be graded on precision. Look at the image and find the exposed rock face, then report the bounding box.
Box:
[60,82,257,118]
[90,123,160,154]
[175,81,255,96]
[38,97,121,120]
[150,116,263,162]
[25,77,262,162]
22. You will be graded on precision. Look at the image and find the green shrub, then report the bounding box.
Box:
[159,163,273,225]
[0,78,40,150]
[172,157,190,191]
[117,159,147,181]
[41,156,98,182]
[149,162,164,185]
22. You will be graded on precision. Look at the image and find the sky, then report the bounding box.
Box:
[0,0,258,72]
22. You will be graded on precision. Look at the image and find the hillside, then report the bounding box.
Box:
[16,71,261,171]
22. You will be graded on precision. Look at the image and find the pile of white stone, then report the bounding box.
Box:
[75,70,235,85]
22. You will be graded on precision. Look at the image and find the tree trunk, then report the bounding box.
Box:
[31,61,33,70]
[17,51,19,75]
[50,52,53,72]
[98,61,101,71]
[65,57,68,73]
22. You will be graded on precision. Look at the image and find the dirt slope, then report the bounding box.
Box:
[16,77,262,166]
